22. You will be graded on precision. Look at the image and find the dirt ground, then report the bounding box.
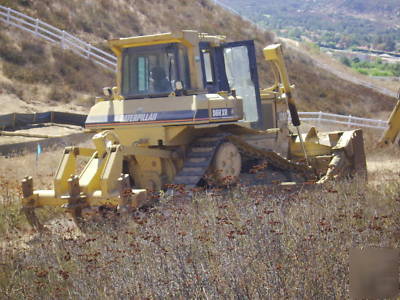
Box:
[0,92,87,145]
[0,94,89,115]
[0,124,84,145]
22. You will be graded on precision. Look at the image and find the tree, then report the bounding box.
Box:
[340,56,351,67]
[393,63,400,77]
[384,39,396,52]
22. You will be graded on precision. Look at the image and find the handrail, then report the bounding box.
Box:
[0,5,117,72]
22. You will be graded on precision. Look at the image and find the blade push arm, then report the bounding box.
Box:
[379,89,400,146]
[263,44,310,164]
[263,44,301,127]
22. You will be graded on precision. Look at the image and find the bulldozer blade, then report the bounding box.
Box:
[21,176,44,232]
[67,206,85,231]
[63,175,89,231]
[118,173,133,214]
[21,207,45,232]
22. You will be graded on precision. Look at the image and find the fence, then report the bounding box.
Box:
[291,111,388,130]
[0,110,388,131]
[0,5,117,71]
[0,111,87,130]
[0,110,389,156]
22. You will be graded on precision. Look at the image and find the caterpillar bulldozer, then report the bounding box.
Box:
[21,30,367,231]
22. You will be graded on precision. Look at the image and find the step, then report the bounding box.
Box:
[187,151,214,158]
[191,146,215,153]
[177,171,204,178]
[173,175,200,185]
[185,160,210,168]
[179,167,204,174]
[196,136,222,143]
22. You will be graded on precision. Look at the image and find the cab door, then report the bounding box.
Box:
[221,40,263,128]
[199,42,229,93]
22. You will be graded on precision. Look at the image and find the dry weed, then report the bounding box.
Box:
[0,159,399,298]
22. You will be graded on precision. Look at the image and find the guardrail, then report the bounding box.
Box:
[0,5,117,71]
[290,111,388,130]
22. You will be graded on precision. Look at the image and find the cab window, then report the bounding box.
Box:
[121,43,191,99]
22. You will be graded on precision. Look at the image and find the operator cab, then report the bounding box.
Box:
[121,43,191,99]
[108,30,264,128]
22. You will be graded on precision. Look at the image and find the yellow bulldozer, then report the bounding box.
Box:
[21,30,367,231]
[379,88,400,146]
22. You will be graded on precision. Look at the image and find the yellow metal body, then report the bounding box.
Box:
[21,30,367,230]
[109,31,225,93]
[379,96,400,146]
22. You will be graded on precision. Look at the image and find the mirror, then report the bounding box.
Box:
[103,87,112,97]
[175,81,183,91]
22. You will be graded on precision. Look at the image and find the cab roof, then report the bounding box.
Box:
[108,30,226,56]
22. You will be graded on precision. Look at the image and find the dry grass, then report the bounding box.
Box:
[0,28,114,110]
[0,135,399,298]
[1,178,399,298]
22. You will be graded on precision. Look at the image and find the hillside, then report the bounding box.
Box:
[0,0,397,117]
[218,0,400,51]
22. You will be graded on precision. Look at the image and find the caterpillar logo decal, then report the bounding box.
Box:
[86,109,209,126]
[115,112,158,123]
[86,108,236,127]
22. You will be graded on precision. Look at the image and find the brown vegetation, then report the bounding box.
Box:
[0,137,399,298]
[0,28,114,109]
[1,172,399,297]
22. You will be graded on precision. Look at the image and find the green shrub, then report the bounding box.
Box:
[355,68,368,75]
[370,70,391,77]
[340,56,351,67]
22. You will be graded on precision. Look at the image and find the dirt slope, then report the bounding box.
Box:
[0,0,397,117]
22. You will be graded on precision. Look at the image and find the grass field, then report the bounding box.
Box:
[0,137,399,298]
